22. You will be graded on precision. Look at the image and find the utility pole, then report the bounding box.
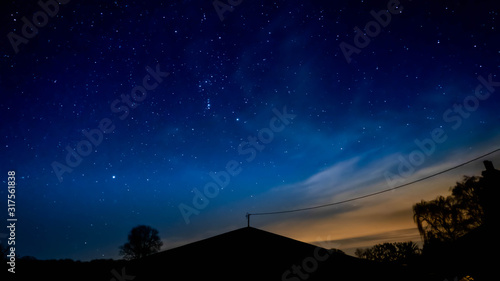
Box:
[246,213,251,227]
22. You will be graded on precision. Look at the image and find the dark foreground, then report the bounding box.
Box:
[6,226,496,280]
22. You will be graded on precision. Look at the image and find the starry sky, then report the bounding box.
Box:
[0,0,499,260]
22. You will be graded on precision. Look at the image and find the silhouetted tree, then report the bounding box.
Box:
[119,225,163,260]
[355,241,421,264]
[477,160,500,225]
[354,248,365,259]
[413,176,484,244]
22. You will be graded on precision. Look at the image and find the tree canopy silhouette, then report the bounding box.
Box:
[413,161,500,245]
[354,241,421,264]
[413,176,484,244]
[119,225,163,260]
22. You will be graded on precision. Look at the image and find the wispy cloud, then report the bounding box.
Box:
[244,137,500,248]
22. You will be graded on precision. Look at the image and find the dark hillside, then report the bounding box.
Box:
[13,227,430,281]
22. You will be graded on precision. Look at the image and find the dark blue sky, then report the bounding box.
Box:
[1,0,499,260]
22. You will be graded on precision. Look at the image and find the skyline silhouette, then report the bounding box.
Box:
[0,0,499,264]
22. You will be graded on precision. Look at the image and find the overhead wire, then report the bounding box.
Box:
[247,147,500,217]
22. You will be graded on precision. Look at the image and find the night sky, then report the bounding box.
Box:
[1,0,499,260]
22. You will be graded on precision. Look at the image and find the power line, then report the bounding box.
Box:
[247,147,500,219]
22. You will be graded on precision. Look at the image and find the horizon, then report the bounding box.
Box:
[6,156,499,261]
[1,0,499,263]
